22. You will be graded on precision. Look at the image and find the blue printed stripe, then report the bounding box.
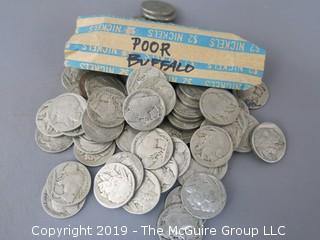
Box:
[75,23,265,55]
[64,59,253,90]
[65,43,263,78]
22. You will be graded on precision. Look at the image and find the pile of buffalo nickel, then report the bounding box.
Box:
[35,1,286,239]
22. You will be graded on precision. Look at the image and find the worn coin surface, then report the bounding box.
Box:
[123,170,161,214]
[61,67,86,94]
[84,74,126,97]
[36,99,63,137]
[167,113,202,130]
[202,110,248,149]
[178,159,228,185]
[251,122,286,163]
[178,84,206,101]
[73,134,112,154]
[157,203,204,240]
[150,159,178,193]
[82,110,124,143]
[159,120,193,144]
[74,142,116,167]
[176,87,200,109]
[126,66,175,115]
[123,89,166,131]
[171,137,191,177]
[48,93,87,132]
[238,99,250,114]
[35,129,73,153]
[94,163,135,208]
[41,186,85,219]
[105,152,144,190]
[46,161,91,206]
[200,88,240,125]
[115,124,139,152]
[234,82,269,110]
[181,173,227,219]
[190,126,233,168]
[142,0,175,16]
[87,87,125,128]
[131,128,173,169]
[173,98,203,120]
[235,113,259,152]
[164,186,182,208]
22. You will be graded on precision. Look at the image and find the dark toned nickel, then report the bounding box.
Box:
[87,87,125,128]
[123,89,166,131]
[131,128,173,169]
[200,88,240,125]
[251,122,286,163]
[190,126,233,168]
[233,82,269,110]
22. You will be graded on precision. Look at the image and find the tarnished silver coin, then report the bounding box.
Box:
[123,170,161,214]
[126,66,175,115]
[74,142,116,167]
[235,113,259,153]
[142,0,175,17]
[178,159,228,185]
[131,128,173,169]
[105,152,144,190]
[94,163,135,208]
[159,120,193,144]
[233,82,269,110]
[251,122,286,163]
[157,203,204,240]
[85,74,126,97]
[164,186,182,208]
[115,124,139,152]
[176,87,200,109]
[46,161,91,206]
[62,126,84,137]
[47,93,87,132]
[150,159,178,193]
[87,87,125,128]
[167,113,202,130]
[202,110,248,149]
[82,110,124,143]
[123,89,166,131]
[41,185,85,219]
[61,67,86,94]
[142,11,176,22]
[35,129,73,153]
[36,99,63,137]
[73,134,112,154]
[173,98,203,120]
[171,137,191,177]
[171,111,203,123]
[190,126,233,168]
[178,84,206,101]
[200,88,240,125]
[181,173,227,220]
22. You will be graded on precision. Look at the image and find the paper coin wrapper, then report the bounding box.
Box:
[64,16,266,90]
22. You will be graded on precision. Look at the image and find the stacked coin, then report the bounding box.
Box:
[141,0,176,22]
[167,84,205,132]
[41,161,91,219]
[36,65,287,222]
